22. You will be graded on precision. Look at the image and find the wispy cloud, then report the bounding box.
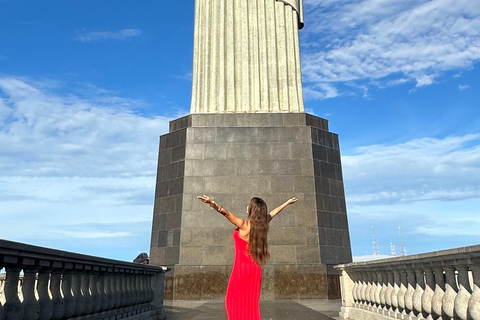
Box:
[0,78,175,259]
[302,0,480,98]
[343,134,480,205]
[459,84,470,90]
[76,29,142,42]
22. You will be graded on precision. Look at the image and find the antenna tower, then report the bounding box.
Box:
[390,242,397,256]
[399,227,407,256]
[372,225,380,255]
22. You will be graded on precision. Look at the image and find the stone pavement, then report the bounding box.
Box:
[164,299,341,320]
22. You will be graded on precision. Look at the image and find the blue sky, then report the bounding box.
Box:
[0,0,479,262]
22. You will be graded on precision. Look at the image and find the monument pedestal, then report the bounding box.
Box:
[150,113,352,300]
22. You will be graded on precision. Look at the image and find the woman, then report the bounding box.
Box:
[197,195,297,320]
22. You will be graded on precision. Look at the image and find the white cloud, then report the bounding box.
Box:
[76,29,142,42]
[459,84,470,90]
[301,0,480,98]
[0,78,176,259]
[343,134,480,205]
[0,78,171,178]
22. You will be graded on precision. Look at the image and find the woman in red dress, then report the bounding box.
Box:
[197,195,297,320]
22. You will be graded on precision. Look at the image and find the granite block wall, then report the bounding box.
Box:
[150,113,352,300]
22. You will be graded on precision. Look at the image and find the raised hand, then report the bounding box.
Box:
[286,197,298,205]
[197,195,213,204]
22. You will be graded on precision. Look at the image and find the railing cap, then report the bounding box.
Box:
[0,238,166,273]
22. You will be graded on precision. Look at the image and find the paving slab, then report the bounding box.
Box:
[164,299,341,320]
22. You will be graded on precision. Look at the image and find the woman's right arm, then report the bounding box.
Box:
[197,195,248,230]
[268,197,297,222]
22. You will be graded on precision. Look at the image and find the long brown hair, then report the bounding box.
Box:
[247,197,270,266]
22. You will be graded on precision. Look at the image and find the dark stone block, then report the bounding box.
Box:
[333,213,349,230]
[342,230,352,248]
[337,246,353,264]
[159,135,168,151]
[335,164,344,181]
[166,131,181,149]
[159,148,172,166]
[326,229,343,246]
[152,214,167,231]
[319,246,337,264]
[166,212,182,229]
[156,230,169,247]
[327,148,341,164]
[311,128,319,144]
[315,176,330,195]
[318,227,327,245]
[163,162,180,180]
[171,145,186,162]
[169,178,184,196]
[317,211,333,228]
[174,266,203,299]
[320,161,336,179]
[322,195,340,213]
[173,229,181,246]
[159,196,176,213]
[156,181,169,198]
[312,144,328,162]
[330,180,345,197]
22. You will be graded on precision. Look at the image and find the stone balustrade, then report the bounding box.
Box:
[0,239,167,320]
[336,244,480,320]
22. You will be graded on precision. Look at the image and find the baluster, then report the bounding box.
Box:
[351,271,358,303]
[82,266,94,315]
[111,271,121,309]
[431,267,445,319]
[90,267,102,314]
[369,271,377,308]
[105,270,115,311]
[360,271,368,306]
[141,271,150,304]
[126,270,134,307]
[148,271,155,303]
[391,269,400,313]
[97,269,109,312]
[134,271,143,306]
[133,271,141,306]
[22,264,40,320]
[374,271,383,309]
[468,265,480,320]
[72,266,86,317]
[412,267,425,317]
[422,267,435,320]
[3,265,24,320]
[397,269,407,314]
[380,271,388,310]
[121,270,129,308]
[114,271,122,309]
[50,264,65,320]
[364,271,373,307]
[454,265,471,320]
[405,269,416,315]
[37,264,53,320]
[385,270,394,312]
[442,267,457,319]
[355,271,363,305]
[62,268,76,319]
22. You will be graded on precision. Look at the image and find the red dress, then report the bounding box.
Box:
[225,229,262,320]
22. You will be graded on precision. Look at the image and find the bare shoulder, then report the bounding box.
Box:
[238,221,251,240]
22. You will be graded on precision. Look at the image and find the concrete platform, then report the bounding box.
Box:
[164,299,341,320]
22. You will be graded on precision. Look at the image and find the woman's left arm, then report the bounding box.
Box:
[197,195,248,230]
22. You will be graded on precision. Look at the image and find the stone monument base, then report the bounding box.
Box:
[164,264,341,300]
[150,113,352,300]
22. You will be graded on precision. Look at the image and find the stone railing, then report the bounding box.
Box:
[337,245,480,320]
[0,239,167,320]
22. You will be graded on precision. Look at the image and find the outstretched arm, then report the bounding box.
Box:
[268,197,298,222]
[197,195,248,231]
